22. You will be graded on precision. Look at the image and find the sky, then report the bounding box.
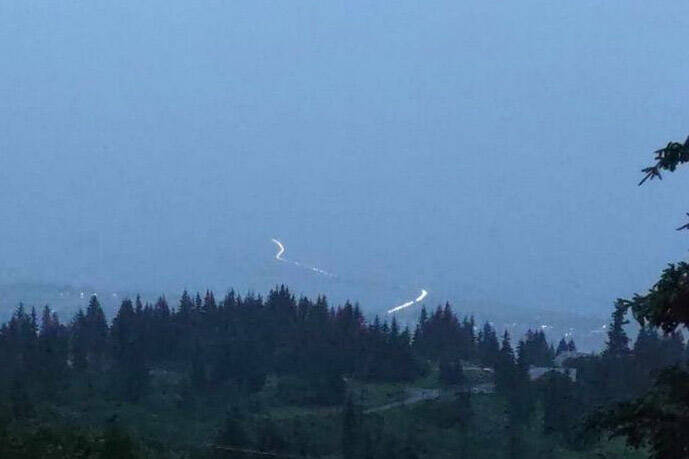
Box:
[1,1,688,316]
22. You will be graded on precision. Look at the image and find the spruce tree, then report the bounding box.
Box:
[556,338,568,356]
[566,338,577,352]
[477,322,500,367]
[38,306,67,388]
[603,305,630,358]
[594,135,689,458]
[111,299,148,400]
[495,331,516,394]
[84,295,108,370]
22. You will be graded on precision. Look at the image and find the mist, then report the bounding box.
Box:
[2,0,688,318]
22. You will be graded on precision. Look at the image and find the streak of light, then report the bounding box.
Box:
[270,238,336,278]
[271,239,285,261]
[387,289,429,314]
[387,300,415,314]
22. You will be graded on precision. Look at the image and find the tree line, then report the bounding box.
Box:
[1,283,688,457]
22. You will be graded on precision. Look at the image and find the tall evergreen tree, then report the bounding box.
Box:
[603,305,630,358]
[594,135,689,458]
[477,322,500,367]
[111,299,148,400]
[495,331,516,394]
[37,306,67,387]
[84,295,108,370]
[567,338,577,353]
[556,338,568,356]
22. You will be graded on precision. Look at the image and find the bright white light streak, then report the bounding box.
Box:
[387,300,415,314]
[387,289,429,314]
[271,238,336,278]
[271,239,286,261]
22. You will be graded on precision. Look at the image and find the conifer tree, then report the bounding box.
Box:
[556,338,568,356]
[495,331,516,394]
[477,322,500,367]
[111,299,148,400]
[567,338,577,352]
[541,371,578,438]
[84,295,108,370]
[38,306,67,387]
[603,305,630,358]
[593,135,689,458]
[70,309,88,371]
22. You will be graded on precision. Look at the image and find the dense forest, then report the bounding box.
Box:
[0,284,686,457]
[2,137,689,458]
[6,0,689,456]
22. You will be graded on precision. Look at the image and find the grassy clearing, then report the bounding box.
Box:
[10,370,647,458]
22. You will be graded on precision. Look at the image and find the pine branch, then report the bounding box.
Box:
[676,213,689,231]
[639,135,689,186]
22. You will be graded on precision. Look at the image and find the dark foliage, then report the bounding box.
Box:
[591,133,689,457]
[438,354,465,386]
[639,135,689,186]
[477,321,500,367]
[413,304,476,362]
[591,367,689,459]
[0,279,681,457]
[517,329,555,367]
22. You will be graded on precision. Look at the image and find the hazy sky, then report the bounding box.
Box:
[1,1,688,315]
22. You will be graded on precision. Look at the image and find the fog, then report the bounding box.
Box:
[2,1,688,319]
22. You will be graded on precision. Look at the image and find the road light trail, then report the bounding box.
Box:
[271,239,426,309]
[387,300,415,314]
[271,239,285,261]
[271,238,336,278]
[388,289,428,314]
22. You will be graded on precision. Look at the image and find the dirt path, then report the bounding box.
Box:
[363,388,440,414]
[269,378,495,419]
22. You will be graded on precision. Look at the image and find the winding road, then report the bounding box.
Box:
[271,238,336,278]
[270,238,427,313]
[387,288,428,314]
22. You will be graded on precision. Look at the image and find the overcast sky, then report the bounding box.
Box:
[1,1,688,314]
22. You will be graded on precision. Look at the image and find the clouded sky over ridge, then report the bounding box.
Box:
[1,1,688,314]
